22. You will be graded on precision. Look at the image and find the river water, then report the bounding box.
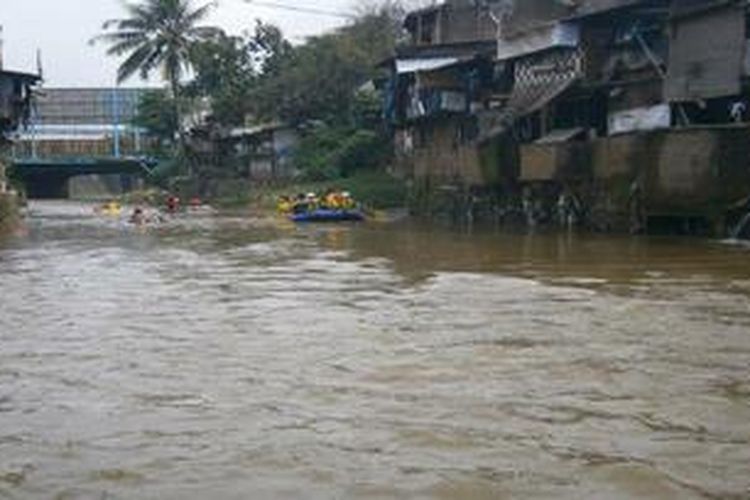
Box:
[1,201,749,499]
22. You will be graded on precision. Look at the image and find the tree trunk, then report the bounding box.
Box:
[169,75,191,178]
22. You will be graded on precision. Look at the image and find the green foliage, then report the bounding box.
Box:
[250,6,403,126]
[253,5,404,184]
[190,34,254,93]
[96,0,224,176]
[294,127,348,181]
[246,21,293,77]
[0,153,20,232]
[182,20,292,127]
[337,170,407,209]
[336,130,391,177]
[352,85,386,130]
[93,0,221,91]
[132,90,178,147]
[149,157,183,186]
[0,193,18,233]
[103,1,409,195]
[294,126,391,181]
[187,33,257,126]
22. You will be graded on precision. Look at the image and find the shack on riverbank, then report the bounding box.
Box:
[385,0,750,236]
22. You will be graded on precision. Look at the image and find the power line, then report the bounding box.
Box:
[243,0,356,19]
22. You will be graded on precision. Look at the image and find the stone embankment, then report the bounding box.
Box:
[0,192,19,234]
[0,158,19,234]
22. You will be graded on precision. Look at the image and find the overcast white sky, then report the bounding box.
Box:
[0,0,356,88]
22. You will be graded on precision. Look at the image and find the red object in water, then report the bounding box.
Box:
[166,196,181,213]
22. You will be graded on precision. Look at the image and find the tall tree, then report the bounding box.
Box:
[246,21,292,78]
[249,4,404,126]
[185,21,291,127]
[187,32,257,126]
[132,90,178,148]
[93,0,221,147]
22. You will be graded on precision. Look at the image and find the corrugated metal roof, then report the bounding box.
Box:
[395,57,469,74]
[665,2,744,101]
[0,69,41,82]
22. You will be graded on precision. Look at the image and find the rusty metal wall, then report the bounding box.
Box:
[665,3,746,101]
[410,119,484,184]
[442,4,497,44]
[502,0,572,38]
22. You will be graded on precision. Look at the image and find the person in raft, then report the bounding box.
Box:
[166,195,181,214]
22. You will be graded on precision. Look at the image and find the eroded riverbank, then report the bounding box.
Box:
[1,201,749,499]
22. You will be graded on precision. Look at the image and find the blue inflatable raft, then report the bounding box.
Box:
[290,209,365,223]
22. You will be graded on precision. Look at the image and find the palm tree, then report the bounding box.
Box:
[93,0,221,149]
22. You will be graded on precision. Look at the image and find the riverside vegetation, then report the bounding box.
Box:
[0,155,20,235]
[95,0,410,208]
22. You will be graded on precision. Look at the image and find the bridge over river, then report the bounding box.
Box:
[11,155,156,198]
[8,87,158,198]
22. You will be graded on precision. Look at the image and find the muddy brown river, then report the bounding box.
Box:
[1,201,749,499]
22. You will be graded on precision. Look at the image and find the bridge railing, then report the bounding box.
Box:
[11,134,161,161]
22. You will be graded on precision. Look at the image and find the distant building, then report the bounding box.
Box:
[189,121,300,184]
[383,0,505,186]
[14,87,153,158]
[226,123,299,181]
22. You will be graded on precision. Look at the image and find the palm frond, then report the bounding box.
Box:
[189,26,223,42]
[116,43,158,83]
[96,31,149,48]
[106,37,152,57]
[139,43,166,80]
[184,2,216,25]
[97,0,223,88]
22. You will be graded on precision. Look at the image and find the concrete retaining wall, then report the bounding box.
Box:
[405,124,750,234]
[519,125,750,219]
